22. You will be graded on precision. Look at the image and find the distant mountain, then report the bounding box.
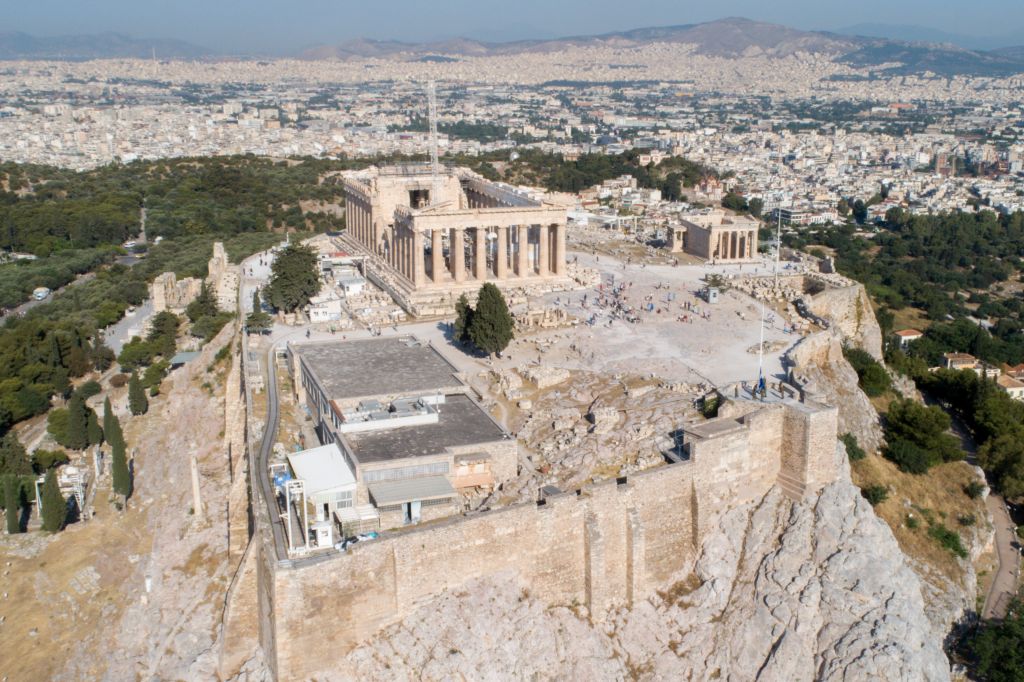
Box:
[0,31,212,60]
[299,17,1024,78]
[836,23,1024,51]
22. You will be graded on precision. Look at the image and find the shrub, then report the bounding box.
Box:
[906,514,920,529]
[74,379,102,400]
[964,480,986,499]
[958,513,977,527]
[109,373,129,388]
[32,449,69,473]
[841,433,866,461]
[843,346,891,397]
[928,524,968,559]
[884,438,933,474]
[861,484,888,506]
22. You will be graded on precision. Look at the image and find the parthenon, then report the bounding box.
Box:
[343,164,568,290]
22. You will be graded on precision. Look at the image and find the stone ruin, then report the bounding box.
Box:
[151,272,203,314]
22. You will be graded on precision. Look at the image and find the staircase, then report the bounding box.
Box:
[776,470,807,502]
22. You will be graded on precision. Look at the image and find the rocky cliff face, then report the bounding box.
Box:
[343,447,949,681]
[787,329,885,454]
[807,283,884,360]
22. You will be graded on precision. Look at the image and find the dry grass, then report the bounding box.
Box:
[889,306,932,333]
[851,454,987,582]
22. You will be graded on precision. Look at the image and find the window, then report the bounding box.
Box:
[363,461,449,483]
[335,490,353,509]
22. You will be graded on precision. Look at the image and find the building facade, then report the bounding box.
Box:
[343,164,569,291]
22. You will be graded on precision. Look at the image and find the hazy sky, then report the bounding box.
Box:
[7,0,1023,54]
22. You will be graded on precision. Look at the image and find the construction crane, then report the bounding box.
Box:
[426,81,442,206]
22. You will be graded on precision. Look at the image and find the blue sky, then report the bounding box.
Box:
[7,0,1022,53]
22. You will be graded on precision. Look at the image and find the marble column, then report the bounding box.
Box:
[538,225,550,276]
[452,228,466,283]
[474,227,488,280]
[553,222,566,276]
[431,228,444,284]
[517,225,529,276]
[496,226,508,279]
[413,230,424,287]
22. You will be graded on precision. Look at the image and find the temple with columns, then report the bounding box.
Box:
[668,209,761,263]
[343,164,569,293]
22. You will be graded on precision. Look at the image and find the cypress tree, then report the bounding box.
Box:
[86,408,103,446]
[0,432,32,477]
[111,438,131,500]
[40,469,66,532]
[3,475,20,534]
[64,395,90,450]
[454,293,473,344]
[468,283,514,356]
[103,397,124,450]
[128,372,148,415]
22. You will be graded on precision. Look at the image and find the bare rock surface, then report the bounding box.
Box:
[344,449,949,681]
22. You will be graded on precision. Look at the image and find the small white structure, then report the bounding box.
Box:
[287,443,356,523]
[306,291,344,323]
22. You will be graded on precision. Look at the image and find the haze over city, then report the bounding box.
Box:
[5,0,1024,53]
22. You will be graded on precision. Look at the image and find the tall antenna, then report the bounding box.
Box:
[427,81,441,205]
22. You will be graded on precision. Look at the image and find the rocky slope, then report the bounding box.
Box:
[344,446,949,681]
[787,329,885,454]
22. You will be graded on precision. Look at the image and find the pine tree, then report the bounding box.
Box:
[64,394,90,450]
[128,372,148,415]
[0,432,32,476]
[3,475,20,534]
[266,244,320,312]
[40,469,66,532]
[86,407,103,446]
[468,283,514,356]
[453,293,473,344]
[111,438,131,500]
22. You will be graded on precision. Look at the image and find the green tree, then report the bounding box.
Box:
[468,283,514,356]
[453,293,473,344]
[747,198,764,218]
[111,437,131,500]
[86,407,103,446]
[969,599,1024,681]
[0,432,32,477]
[266,244,320,313]
[721,192,748,212]
[128,371,148,415]
[185,282,219,323]
[103,397,124,450]
[64,394,90,450]
[40,468,66,532]
[3,474,20,534]
[837,198,850,217]
[246,289,272,333]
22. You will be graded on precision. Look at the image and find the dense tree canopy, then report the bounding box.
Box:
[266,245,320,313]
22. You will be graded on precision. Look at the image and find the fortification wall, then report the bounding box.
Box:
[262,399,838,680]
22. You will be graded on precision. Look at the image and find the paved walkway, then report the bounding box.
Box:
[983,493,1020,619]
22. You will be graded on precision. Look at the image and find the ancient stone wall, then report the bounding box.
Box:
[262,399,839,680]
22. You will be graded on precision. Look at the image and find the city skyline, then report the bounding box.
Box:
[5,1,1023,54]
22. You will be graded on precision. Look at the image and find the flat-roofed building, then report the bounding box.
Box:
[287,336,516,531]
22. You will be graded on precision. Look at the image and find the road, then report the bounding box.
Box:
[104,299,155,354]
[7,270,96,317]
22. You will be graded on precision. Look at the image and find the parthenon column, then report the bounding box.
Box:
[431,228,444,284]
[412,230,425,287]
[452,228,466,283]
[474,227,488,280]
[537,225,549,276]
[553,222,566,276]
[496,226,508,279]
[517,225,529,276]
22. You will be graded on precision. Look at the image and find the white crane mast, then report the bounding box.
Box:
[427,81,441,205]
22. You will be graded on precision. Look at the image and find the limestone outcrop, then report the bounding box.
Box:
[806,282,883,360]
[344,447,949,681]
[787,329,885,453]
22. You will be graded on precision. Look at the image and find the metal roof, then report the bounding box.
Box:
[368,475,454,506]
[287,443,356,497]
